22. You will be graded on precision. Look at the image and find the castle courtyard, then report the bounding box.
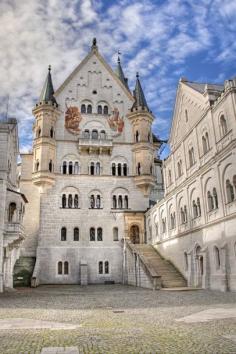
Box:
[0,285,235,354]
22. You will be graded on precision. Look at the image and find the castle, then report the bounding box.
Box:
[0,40,235,292]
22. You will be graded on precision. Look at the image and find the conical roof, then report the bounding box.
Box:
[115,56,130,91]
[38,65,57,106]
[131,73,149,112]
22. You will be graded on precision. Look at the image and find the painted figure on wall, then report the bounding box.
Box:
[65,103,82,134]
[108,107,124,134]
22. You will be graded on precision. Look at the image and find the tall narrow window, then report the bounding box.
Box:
[100,130,106,140]
[64,261,69,275]
[90,195,95,209]
[8,202,16,222]
[87,104,92,114]
[92,130,98,139]
[189,147,195,167]
[90,162,95,175]
[207,191,214,211]
[62,161,67,174]
[197,198,201,216]
[135,131,139,142]
[50,127,54,138]
[84,129,90,138]
[49,160,53,172]
[105,261,109,274]
[123,163,127,176]
[81,104,86,113]
[96,162,100,175]
[226,180,234,203]
[213,188,218,209]
[68,194,73,208]
[214,246,220,269]
[112,163,116,176]
[113,195,117,209]
[35,160,39,172]
[90,227,95,241]
[118,195,123,209]
[96,195,101,209]
[37,127,41,137]
[103,105,108,115]
[62,194,66,208]
[137,163,141,175]
[98,261,103,274]
[113,227,118,241]
[61,227,67,241]
[193,201,198,219]
[220,115,227,136]
[74,227,79,241]
[118,163,122,176]
[58,261,63,275]
[69,161,73,175]
[97,105,102,114]
[124,195,128,209]
[74,162,79,174]
[184,206,188,223]
[97,227,103,241]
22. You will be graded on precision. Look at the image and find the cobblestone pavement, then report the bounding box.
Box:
[0,285,235,354]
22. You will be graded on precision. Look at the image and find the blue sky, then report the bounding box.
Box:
[0,0,236,157]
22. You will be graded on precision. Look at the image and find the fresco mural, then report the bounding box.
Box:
[107,107,124,134]
[65,104,82,134]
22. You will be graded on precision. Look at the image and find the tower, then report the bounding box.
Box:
[32,66,60,190]
[127,73,156,196]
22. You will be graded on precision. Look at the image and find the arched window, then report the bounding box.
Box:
[87,104,92,114]
[214,246,220,269]
[90,195,95,209]
[180,207,185,224]
[50,127,54,138]
[92,130,98,139]
[96,195,101,209]
[62,161,67,174]
[90,162,95,175]
[207,191,214,211]
[35,160,39,172]
[113,195,117,209]
[97,105,102,114]
[58,261,63,275]
[220,115,227,137]
[97,227,103,241]
[118,195,123,209]
[118,163,122,176]
[64,261,69,275]
[61,227,67,241]
[103,105,108,115]
[202,136,207,154]
[84,129,90,138]
[90,227,95,241]
[226,179,234,203]
[81,104,86,113]
[213,188,218,209]
[135,131,139,142]
[49,160,53,172]
[193,200,198,219]
[123,163,127,176]
[62,194,66,208]
[189,147,195,167]
[112,163,116,176]
[184,252,188,271]
[68,161,73,175]
[96,162,101,175]
[105,261,109,274]
[74,227,79,241]
[74,194,79,208]
[68,194,73,208]
[124,195,128,209]
[98,261,103,274]
[74,162,79,174]
[177,160,182,178]
[113,227,118,241]
[137,163,141,175]
[100,130,106,140]
[8,202,17,222]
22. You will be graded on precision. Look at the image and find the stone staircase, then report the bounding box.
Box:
[128,243,187,288]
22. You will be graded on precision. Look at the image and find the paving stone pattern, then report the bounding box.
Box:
[0,285,235,354]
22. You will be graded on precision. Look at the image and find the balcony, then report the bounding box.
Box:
[4,222,25,247]
[78,134,113,154]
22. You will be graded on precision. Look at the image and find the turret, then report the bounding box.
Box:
[115,55,130,91]
[32,65,60,190]
[127,73,155,196]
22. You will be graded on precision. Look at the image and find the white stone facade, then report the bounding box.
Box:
[146,78,236,291]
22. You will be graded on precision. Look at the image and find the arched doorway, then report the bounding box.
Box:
[130,225,140,244]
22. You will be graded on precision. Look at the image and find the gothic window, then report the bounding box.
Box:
[68,161,73,175]
[62,194,66,208]
[213,188,218,209]
[97,105,102,114]
[220,115,227,137]
[112,163,116,176]
[58,261,63,275]
[81,104,86,113]
[214,246,220,269]
[123,163,127,176]
[135,131,140,142]
[74,194,79,208]
[90,227,95,241]
[8,202,16,222]
[113,195,117,209]
[137,163,141,175]
[64,261,69,275]
[96,162,101,175]
[100,130,106,140]
[113,227,118,241]
[74,227,79,241]
[87,104,92,114]
[97,227,103,241]
[49,160,53,172]
[124,195,128,209]
[118,163,122,176]
[90,162,95,175]
[62,161,67,174]
[118,195,123,209]
[103,106,108,115]
[207,191,214,211]
[197,198,201,216]
[202,132,210,154]
[105,261,109,274]
[90,195,95,209]
[96,195,101,209]
[84,129,90,138]
[98,261,103,274]
[68,194,73,208]
[226,179,234,203]
[50,127,54,138]
[61,227,67,241]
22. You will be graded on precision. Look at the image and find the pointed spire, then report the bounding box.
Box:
[115,55,130,91]
[131,72,150,112]
[37,65,58,106]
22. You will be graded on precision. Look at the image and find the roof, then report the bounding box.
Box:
[184,81,224,94]
[38,66,58,106]
[7,188,28,203]
[131,73,150,112]
[115,56,130,91]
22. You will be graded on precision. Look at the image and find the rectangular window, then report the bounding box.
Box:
[98,261,103,274]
